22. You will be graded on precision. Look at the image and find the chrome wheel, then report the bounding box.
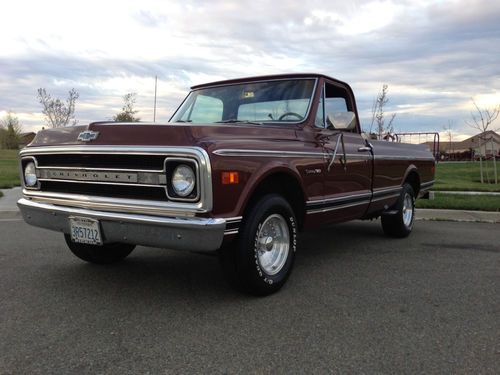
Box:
[256,214,290,276]
[381,183,415,238]
[402,193,414,227]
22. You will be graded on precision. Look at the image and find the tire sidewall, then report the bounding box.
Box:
[400,184,415,233]
[239,195,297,292]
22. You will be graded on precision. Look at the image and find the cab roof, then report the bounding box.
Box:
[190,73,351,90]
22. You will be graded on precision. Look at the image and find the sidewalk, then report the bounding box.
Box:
[1,187,499,223]
[432,190,500,196]
[0,187,21,212]
[0,187,22,220]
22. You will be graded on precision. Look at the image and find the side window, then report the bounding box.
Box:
[325,97,348,114]
[324,82,354,132]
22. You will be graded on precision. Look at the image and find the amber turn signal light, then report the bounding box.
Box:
[222,171,239,185]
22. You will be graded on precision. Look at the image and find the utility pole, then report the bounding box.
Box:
[153,75,158,123]
[491,136,498,184]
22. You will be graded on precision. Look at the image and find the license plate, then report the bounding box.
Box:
[69,217,103,245]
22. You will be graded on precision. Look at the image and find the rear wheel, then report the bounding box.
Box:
[381,183,415,238]
[220,194,297,296]
[64,235,135,264]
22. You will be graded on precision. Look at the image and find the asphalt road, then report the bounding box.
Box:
[0,218,498,374]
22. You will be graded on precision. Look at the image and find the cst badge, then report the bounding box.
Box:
[77,130,99,142]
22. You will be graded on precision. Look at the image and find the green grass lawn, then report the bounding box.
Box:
[434,161,500,192]
[416,193,500,212]
[0,149,20,189]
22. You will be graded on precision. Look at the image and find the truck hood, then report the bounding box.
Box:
[27,122,299,151]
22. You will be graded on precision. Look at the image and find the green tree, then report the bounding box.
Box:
[113,93,140,122]
[0,111,23,149]
[37,88,79,127]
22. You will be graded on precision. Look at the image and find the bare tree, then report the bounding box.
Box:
[37,88,79,127]
[465,99,500,184]
[369,84,396,139]
[0,111,23,149]
[113,93,140,122]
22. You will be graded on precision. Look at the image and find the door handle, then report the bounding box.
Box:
[358,146,372,152]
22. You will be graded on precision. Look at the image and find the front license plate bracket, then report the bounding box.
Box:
[69,216,103,246]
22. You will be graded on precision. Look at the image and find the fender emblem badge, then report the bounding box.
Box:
[77,130,100,142]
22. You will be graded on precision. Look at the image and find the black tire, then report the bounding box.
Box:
[381,183,415,238]
[64,235,135,264]
[219,194,297,296]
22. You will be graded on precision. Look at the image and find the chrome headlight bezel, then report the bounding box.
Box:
[21,157,40,189]
[165,158,199,202]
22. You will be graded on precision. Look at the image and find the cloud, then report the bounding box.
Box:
[0,0,499,136]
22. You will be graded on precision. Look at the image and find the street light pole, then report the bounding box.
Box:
[153,75,157,123]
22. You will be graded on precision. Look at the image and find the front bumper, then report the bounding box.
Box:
[17,198,226,252]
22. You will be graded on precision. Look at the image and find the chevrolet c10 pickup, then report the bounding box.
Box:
[18,73,435,295]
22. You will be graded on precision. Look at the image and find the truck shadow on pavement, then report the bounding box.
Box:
[42,220,405,300]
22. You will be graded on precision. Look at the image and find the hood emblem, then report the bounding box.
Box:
[77,130,99,142]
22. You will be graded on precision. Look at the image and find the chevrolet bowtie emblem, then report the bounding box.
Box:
[77,130,99,142]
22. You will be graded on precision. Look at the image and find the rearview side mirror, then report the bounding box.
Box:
[326,112,356,131]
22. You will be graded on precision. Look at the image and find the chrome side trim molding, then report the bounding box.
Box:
[213,149,372,160]
[306,191,372,207]
[213,149,326,159]
[306,186,403,214]
[307,199,371,214]
[374,155,435,161]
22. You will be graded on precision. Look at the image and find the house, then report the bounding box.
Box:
[426,131,500,161]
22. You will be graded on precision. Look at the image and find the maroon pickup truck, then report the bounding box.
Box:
[18,73,435,295]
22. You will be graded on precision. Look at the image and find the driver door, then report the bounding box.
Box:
[312,80,373,223]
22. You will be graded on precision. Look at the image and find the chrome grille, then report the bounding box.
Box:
[20,146,213,215]
[32,156,170,202]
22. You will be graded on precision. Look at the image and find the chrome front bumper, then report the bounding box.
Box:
[17,198,226,252]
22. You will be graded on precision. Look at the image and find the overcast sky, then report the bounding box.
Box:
[1,0,499,140]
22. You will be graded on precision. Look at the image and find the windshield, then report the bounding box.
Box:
[170,79,316,124]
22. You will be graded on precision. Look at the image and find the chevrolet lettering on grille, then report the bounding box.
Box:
[77,130,99,142]
[39,169,139,183]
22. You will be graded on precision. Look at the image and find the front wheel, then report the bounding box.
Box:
[381,183,415,238]
[220,194,297,296]
[64,235,135,264]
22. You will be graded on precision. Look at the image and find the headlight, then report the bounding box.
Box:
[24,161,38,187]
[171,164,195,197]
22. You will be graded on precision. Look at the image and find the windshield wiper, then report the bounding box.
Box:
[215,119,263,125]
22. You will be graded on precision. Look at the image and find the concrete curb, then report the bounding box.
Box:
[416,208,500,224]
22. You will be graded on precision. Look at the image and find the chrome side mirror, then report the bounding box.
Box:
[326,111,356,130]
